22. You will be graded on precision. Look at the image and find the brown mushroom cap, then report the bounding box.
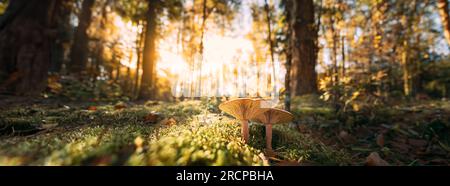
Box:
[218,98,269,120]
[253,108,294,124]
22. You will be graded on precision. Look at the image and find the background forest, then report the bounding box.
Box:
[0,0,449,166]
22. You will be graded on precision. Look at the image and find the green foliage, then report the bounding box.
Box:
[0,1,7,15]
[46,75,126,101]
[422,61,450,98]
[200,97,222,113]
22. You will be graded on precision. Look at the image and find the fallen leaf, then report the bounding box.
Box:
[159,118,177,126]
[114,104,127,110]
[87,106,97,111]
[366,152,390,166]
[264,148,277,158]
[144,112,160,123]
[376,134,385,147]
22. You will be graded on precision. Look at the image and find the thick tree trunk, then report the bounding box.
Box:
[139,0,158,100]
[287,0,318,96]
[0,0,59,96]
[438,0,450,46]
[69,0,94,73]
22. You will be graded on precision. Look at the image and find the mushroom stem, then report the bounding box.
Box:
[265,123,273,150]
[241,120,249,143]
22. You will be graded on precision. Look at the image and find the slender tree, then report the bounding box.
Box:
[284,0,293,111]
[134,21,146,98]
[263,0,278,98]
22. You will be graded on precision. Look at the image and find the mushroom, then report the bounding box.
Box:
[253,108,294,155]
[219,98,269,143]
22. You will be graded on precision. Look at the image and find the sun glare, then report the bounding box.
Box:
[112,14,284,99]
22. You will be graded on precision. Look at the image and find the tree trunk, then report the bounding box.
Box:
[0,0,59,96]
[198,0,208,98]
[49,1,72,73]
[264,0,277,97]
[341,36,346,78]
[438,0,450,46]
[401,1,418,97]
[402,39,412,97]
[139,0,158,100]
[284,44,292,111]
[69,0,94,74]
[287,0,318,96]
[284,1,293,111]
[330,17,339,111]
[134,21,145,98]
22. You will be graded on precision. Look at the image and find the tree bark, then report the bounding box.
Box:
[284,0,293,111]
[49,1,72,73]
[287,0,318,96]
[401,0,418,97]
[330,15,340,111]
[197,0,208,98]
[139,0,159,100]
[438,0,450,46]
[0,0,59,95]
[264,0,277,97]
[134,21,145,98]
[69,0,95,74]
[341,36,346,77]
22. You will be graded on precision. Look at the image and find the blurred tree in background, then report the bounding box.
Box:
[0,0,447,104]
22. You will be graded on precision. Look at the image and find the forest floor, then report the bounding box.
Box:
[0,95,449,166]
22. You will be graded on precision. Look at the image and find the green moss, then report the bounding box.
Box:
[249,124,352,165]
[0,100,353,166]
[140,118,267,166]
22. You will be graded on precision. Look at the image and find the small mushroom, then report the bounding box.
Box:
[253,108,294,155]
[219,98,269,143]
